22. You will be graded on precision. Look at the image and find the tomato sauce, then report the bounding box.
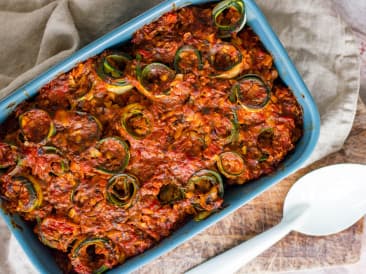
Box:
[0,3,302,273]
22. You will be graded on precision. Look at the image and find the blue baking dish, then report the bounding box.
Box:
[0,0,320,273]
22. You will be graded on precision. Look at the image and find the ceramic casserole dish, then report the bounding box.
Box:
[0,0,320,273]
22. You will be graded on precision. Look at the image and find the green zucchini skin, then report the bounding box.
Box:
[106,173,139,208]
[94,137,130,175]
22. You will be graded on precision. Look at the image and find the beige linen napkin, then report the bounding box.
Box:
[0,0,360,273]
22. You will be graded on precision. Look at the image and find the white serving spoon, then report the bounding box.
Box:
[186,163,366,274]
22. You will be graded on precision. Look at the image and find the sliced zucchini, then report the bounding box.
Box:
[121,104,153,139]
[96,51,134,94]
[174,45,203,73]
[41,146,69,175]
[217,151,245,177]
[210,111,239,145]
[9,174,43,212]
[71,236,124,274]
[138,63,176,99]
[106,173,139,209]
[52,110,102,152]
[209,43,245,79]
[212,0,246,38]
[232,74,271,110]
[19,109,55,143]
[94,137,130,175]
[185,169,224,218]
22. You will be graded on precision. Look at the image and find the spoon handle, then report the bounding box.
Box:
[186,209,305,274]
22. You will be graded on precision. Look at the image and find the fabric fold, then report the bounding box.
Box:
[0,2,58,86]
[68,0,163,45]
[0,0,54,13]
[257,0,360,163]
[35,0,79,64]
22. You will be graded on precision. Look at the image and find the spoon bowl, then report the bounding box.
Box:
[284,163,366,236]
[187,163,366,274]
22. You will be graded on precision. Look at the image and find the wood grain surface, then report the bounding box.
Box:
[134,99,366,274]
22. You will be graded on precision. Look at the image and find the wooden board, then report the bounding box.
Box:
[134,99,366,274]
